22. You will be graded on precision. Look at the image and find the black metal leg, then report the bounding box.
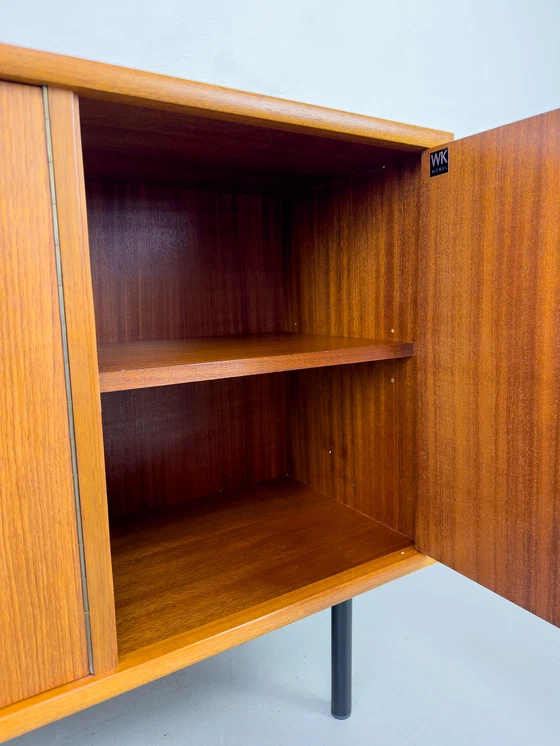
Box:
[331,598,352,720]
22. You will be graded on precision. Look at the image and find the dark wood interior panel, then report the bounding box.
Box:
[286,158,421,536]
[417,110,560,626]
[84,117,421,535]
[87,182,284,344]
[101,374,286,518]
[80,98,428,192]
[288,362,400,527]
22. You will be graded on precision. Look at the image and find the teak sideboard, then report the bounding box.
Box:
[0,42,558,741]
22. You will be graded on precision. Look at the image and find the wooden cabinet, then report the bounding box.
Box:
[0,43,558,742]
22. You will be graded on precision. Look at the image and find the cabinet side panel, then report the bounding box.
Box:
[0,82,89,706]
[48,88,118,673]
[286,159,421,536]
[417,111,560,626]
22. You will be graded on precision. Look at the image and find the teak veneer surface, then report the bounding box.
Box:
[98,333,413,391]
[0,82,89,706]
[87,182,284,344]
[47,87,118,675]
[417,110,560,626]
[110,478,413,655]
[102,376,287,518]
[286,159,421,537]
[0,43,451,150]
[0,545,431,744]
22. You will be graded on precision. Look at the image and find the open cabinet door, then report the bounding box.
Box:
[416,110,560,626]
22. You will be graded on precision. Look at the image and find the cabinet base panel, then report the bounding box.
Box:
[0,479,432,743]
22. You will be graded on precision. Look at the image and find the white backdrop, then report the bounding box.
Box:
[1,0,559,138]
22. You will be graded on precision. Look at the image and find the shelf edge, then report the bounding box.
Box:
[99,341,414,392]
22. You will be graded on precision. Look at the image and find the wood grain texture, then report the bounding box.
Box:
[81,142,406,195]
[0,43,452,150]
[0,82,88,706]
[98,333,413,392]
[417,110,560,626]
[0,547,432,743]
[80,98,439,193]
[87,182,284,344]
[288,362,400,529]
[286,159,421,536]
[102,375,286,518]
[48,88,118,675]
[110,477,413,654]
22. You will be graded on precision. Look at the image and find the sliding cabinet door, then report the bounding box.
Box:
[1,82,91,706]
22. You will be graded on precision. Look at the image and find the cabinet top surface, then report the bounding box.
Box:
[0,43,452,150]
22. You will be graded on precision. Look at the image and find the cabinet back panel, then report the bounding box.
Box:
[286,159,420,536]
[86,182,285,344]
[102,374,286,518]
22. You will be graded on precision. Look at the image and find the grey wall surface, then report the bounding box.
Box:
[1,0,559,138]
[2,3,560,744]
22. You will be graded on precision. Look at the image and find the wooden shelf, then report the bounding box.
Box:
[110,477,414,658]
[98,333,413,392]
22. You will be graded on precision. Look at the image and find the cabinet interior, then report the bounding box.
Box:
[80,96,421,661]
